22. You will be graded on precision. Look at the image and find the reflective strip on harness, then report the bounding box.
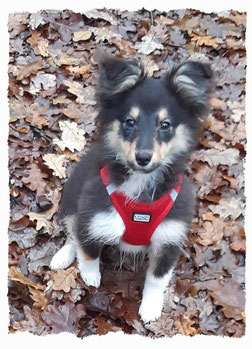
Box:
[100,165,182,246]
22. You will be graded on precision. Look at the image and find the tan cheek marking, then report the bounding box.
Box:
[78,248,95,261]
[152,140,161,163]
[129,106,140,120]
[167,124,188,154]
[106,120,121,149]
[158,108,168,122]
[152,139,172,163]
[120,139,137,162]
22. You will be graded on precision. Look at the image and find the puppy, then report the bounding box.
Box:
[50,52,213,323]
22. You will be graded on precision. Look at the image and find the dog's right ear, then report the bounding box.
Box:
[96,51,145,104]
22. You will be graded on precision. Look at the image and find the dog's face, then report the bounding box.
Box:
[97,53,213,173]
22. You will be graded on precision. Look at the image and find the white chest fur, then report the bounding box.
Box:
[88,207,188,253]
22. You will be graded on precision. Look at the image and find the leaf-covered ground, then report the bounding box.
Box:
[8,8,246,337]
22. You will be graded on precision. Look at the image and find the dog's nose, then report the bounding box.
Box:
[135,151,152,167]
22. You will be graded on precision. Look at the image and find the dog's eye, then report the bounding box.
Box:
[160,120,171,130]
[125,118,135,128]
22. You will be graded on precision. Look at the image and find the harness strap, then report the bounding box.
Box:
[100,165,182,245]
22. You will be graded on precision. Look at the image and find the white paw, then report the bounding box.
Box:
[138,292,164,323]
[50,243,76,270]
[79,269,101,288]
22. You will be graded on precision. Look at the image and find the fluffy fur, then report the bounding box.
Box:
[50,52,213,323]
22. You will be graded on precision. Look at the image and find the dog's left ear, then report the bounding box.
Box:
[166,61,214,116]
[96,51,145,104]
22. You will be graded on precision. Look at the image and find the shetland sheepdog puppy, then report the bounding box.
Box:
[50,52,213,323]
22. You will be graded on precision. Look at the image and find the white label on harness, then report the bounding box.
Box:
[132,213,151,223]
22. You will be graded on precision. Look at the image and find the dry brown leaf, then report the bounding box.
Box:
[208,197,245,221]
[53,120,86,152]
[63,80,96,105]
[28,286,49,310]
[198,213,225,246]
[175,314,201,336]
[22,162,48,196]
[191,148,240,167]
[16,60,43,80]
[27,212,53,233]
[59,102,83,121]
[208,278,245,321]
[27,30,49,57]
[8,266,45,290]
[52,266,78,293]
[229,12,246,26]
[65,65,90,78]
[73,30,92,41]
[135,34,163,55]
[27,189,61,233]
[191,34,220,48]
[43,153,66,179]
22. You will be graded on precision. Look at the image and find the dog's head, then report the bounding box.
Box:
[96,52,213,173]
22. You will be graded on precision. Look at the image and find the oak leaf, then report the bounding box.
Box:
[52,266,78,293]
[41,301,86,334]
[63,80,96,105]
[53,120,86,152]
[22,162,48,196]
[191,34,220,48]
[28,286,49,310]
[43,153,66,179]
[8,266,45,290]
[73,30,92,41]
[27,212,53,234]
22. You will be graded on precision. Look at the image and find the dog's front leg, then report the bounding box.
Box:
[139,244,181,323]
[77,242,102,288]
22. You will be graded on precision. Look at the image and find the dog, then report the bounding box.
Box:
[50,52,213,323]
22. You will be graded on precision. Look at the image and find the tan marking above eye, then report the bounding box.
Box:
[158,108,168,122]
[129,106,140,120]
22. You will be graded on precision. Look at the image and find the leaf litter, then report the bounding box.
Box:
[8,8,246,338]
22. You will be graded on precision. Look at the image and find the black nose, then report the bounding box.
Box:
[135,151,152,167]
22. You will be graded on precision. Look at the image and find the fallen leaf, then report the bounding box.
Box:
[27,240,59,273]
[22,162,48,196]
[28,286,49,310]
[52,267,78,293]
[208,278,245,320]
[16,60,44,80]
[63,80,96,105]
[135,34,163,55]
[83,9,117,25]
[175,314,201,336]
[94,316,121,335]
[43,153,66,179]
[198,213,225,246]
[29,73,56,95]
[191,34,220,48]
[27,212,53,234]
[209,197,245,220]
[8,266,45,290]
[41,301,86,334]
[27,30,49,57]
[191,148,240,167]
[53,120,86,152]
[73,30,92,42]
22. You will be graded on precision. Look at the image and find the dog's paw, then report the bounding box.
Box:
[79,269,101,288]
[50,244,76,270]
[138,292,163,323]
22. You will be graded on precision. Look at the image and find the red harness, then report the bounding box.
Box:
[100,166,182,246]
